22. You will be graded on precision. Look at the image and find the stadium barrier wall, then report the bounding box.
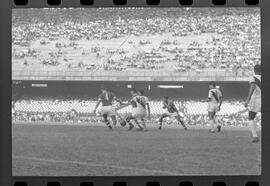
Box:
[13,81,250,100]
[12,70,250,82]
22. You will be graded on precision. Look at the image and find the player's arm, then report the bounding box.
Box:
[207,90,212,102]
[171,103,179,112]
[217,96,222,111]
[245,82,256,107]
[219,96,222,107]
[163,101,168,108]
[111,93,123,105]
[114,96,124,105]
[146,102,151,118]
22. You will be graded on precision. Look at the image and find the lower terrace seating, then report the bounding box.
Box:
[14,98,247,116]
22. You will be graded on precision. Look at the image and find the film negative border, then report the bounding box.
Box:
[11,0,262,7]
[1,0,270,186]
[12,0,262,6]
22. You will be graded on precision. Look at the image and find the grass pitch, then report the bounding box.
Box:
[12,122,261,176]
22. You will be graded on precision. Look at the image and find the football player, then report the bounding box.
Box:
[93,86,124,130]
[244,64,261,143]
[123,88,148,131]
[137,90,151,129]
[158,96,187,130]
[207,82,222,133]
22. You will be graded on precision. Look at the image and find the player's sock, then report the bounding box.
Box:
[134,119,144,130]
[103,115,112,130]
[158,116,164,130]
[141,119,147,130]
[105,121,112,128]
[128,122,134,130]
[215,118,221,132]
[179,119,187,130]
[248,120,258,138]
[158,123,162,130]
[209,119,215,132]
[126,116,134,130]
[112,120,117,127]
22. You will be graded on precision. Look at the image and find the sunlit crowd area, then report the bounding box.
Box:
[12,8,260,75]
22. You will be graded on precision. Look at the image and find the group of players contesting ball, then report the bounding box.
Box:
[92,64,261,143]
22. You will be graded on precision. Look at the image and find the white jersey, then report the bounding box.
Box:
[208,88,222,104]
[140,96,149,109]
[131,95,148,111]
[250,74,261,100]
[130,95,148,118]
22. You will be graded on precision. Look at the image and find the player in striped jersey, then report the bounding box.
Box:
[124,88,150,131]
[244,64,261,143]
[207,82,223,133]
[158,96,187,130]
[178,101,187,119]
[138,90,151,128]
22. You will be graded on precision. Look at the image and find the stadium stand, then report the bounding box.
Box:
[12,8,260,76]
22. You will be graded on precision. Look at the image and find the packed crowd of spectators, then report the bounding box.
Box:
[12,8,260,75]
[12,97,261,127]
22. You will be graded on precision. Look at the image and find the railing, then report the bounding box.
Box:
[12,69,251,81]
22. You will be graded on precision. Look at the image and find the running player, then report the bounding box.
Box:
[244,64,261,143]
[137,90,151,129]
[207,82,222,133]
[93,86,124,130]
[69,109,78,122]
[178,101,187,119]
[124,88,148,131]
[158,96,187,130]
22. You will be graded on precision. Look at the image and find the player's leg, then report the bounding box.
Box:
[158,113,168,130]
[102,113,113,130]
[140,117,147,131]
[125,115,135,130]
[248,111,259,143]
[132,110,145,131]
[111,115,117,127]
[109,106,123,127]
[175,115,187,130]
[208,111,216,133]
[213,105,221,132]
[115,111,125,123]
[134,117,144,131]
[139,111,147,131]
[215,117,221,132]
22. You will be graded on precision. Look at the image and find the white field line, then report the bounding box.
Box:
[13,155,179,175]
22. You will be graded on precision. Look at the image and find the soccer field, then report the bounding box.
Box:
[12,122,261,176]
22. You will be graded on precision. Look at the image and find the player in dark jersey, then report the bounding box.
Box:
[158,96,187,130]
[93,86,124,130]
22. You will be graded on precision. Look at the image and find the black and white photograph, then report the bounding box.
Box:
[12,7,261,176]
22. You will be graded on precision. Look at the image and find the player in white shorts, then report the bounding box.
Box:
[178,101,187,119]
[93,86,124,130]
[244,64,261,143]
[207,82,223,133]
[124,88,150,131]
[137,90,151,129]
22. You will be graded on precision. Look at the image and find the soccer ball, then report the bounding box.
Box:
[166,118,173,125]
[120,119,127,127]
